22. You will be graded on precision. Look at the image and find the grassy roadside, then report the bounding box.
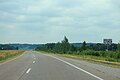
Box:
[37,51,120,68]
[0,50,25,64]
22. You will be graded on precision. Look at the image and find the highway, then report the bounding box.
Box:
[0,51,120,80]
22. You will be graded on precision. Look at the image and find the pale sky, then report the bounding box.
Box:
[0,0,120,44]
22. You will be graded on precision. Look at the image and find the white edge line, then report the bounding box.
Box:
[26,68,31,74]
[42,54,104,80]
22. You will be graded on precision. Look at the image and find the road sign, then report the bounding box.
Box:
[103,39,112,45]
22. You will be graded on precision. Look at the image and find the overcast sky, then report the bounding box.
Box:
[0,0,120,44]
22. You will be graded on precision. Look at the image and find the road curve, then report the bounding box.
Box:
[0,51,119,80]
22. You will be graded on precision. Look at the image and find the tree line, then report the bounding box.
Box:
[35,36,120,60]
[0,44,18,50]
[35,36,77,54]
[35,36,118,52]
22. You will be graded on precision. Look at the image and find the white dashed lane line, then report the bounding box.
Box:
[26,68,31,74]
[33,61,35,63]
[26,54,36,74]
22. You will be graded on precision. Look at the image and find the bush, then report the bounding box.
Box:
[79,50,100,56]
[78,50,120,60]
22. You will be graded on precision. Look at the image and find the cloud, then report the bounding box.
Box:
[17,15,26,21]
[0,0,120,43]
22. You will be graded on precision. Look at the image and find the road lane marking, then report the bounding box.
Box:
[33,61,35,63]
[32,54,36,59]
[26,68,31,74]
[33,55,36,59]
[42,54,104,80]
[32,54,35,56]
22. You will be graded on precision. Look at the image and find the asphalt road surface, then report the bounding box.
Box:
[0,51,120,80]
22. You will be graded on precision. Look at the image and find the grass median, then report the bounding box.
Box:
[0,50,25,63]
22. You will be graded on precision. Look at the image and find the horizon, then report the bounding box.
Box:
[0,0,120,43]
[0,41,118,45]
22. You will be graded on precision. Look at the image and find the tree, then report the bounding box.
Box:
[16,47,19,50]
[54,42,62,53]
[61,36,70,53]
[70,44,77,52]
[117,42,120,52]
[81,41,87,51]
